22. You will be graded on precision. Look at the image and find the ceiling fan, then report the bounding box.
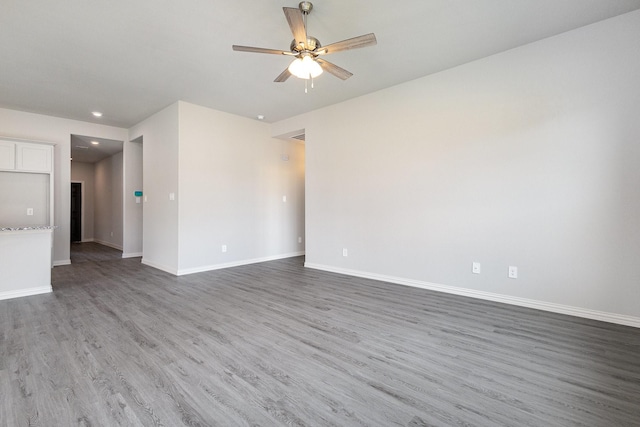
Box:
[232,1,377,84]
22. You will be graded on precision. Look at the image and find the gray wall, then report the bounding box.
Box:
[0,172,49,227]
[274,10,640,323]
[129,103,180,273]
[177,102,305,274]
[129,101,305,275]
[123,138,143,257]
[94,152,123,249]
[0,108,129,264]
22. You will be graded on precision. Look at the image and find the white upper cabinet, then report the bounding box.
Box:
[0,140,15,170]
[16,142,52,172]
[0,139,53,172]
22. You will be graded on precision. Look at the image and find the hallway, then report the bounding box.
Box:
[70,241,124,264]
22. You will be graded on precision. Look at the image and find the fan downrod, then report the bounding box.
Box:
[299,1,313,15]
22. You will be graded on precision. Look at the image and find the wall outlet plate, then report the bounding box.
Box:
[472,262,481,274]
[509,266,518,279]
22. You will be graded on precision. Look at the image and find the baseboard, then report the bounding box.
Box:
[93,240,123,251]
[304,263,640,329]
[141,258,178,275]
[0,286,52,301]
[81,238,95,243]
[177,251,306,276]
[53,259,71,267]
[122,252,143,259]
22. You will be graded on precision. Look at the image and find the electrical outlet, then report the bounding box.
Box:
[472,262,481,274]
[508,266,518,279]
[221,245,227,253]
[26,208,34,216]
[298,237,302,243]
[342,248,348,257]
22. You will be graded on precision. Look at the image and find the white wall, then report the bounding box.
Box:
[123,138,143,257]
[0,172,50,227]
[177,102,305,274]
[129,103,180,273]
[274,11,640,325]
[70,161,95,240]
[0,108,128,264]
[94,152,123,249]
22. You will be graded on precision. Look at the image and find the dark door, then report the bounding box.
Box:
[71,182,82,242]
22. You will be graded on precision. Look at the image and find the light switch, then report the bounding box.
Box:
[169,192,175,201]
[136,197,141,204]
[282,195,287,202]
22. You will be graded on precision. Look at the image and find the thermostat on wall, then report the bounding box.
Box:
[134,191,143,197]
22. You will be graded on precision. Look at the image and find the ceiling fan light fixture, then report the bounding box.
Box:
[288,55,323,79]
[232,2,376,84]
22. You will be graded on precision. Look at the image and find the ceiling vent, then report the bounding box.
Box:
[291,133,306,141]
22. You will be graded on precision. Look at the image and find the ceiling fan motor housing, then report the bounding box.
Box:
[291,36,321,52]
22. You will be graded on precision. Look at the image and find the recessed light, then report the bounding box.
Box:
[92,111,103,117]
[257,115,265,120]
[91,141,99,145]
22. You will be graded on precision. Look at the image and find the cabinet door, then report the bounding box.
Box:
[0,140,16,170]
[16,143,52,172]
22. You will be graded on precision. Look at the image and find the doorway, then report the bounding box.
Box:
[70,182,82,242]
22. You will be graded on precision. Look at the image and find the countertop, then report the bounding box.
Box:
[1,226,56,232]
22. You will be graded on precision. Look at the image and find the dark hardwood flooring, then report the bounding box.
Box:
[1,245,639,426]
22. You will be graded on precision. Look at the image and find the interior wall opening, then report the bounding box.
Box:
[69,134,124,262]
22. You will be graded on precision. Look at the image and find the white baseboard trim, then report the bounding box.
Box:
[122,252,143,259]
[177,251,306,276]
[0,286,52,301]
[304,263,640,329]
[81,238,95,243]
[53,259,71,267]
[93,240,123,251]
[141,258,178,275]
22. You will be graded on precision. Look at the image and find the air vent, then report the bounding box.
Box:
[291,133,305,141]
[75,145,89,149]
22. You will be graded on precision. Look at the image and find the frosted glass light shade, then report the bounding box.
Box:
[288,56,323,79]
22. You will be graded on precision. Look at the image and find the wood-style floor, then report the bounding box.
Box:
[1,243,639,426]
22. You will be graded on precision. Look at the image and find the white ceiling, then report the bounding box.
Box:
[70,135,123,163]
[2,0,640,128]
